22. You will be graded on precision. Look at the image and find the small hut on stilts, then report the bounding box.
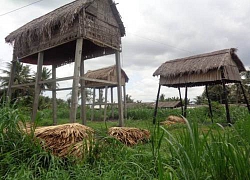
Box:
[84,65,129,121]
[153,48,250,124]
[5,0,126,126]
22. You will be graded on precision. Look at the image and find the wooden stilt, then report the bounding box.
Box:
[239,82,250,113]
[115,51,124,127]
[153,84,161,124]
[206,85,213,123]
[70,38,83,123]
[104,86,108,122]
[80,59,87,125]
[221,68,231,124]
[123,85,127,119]
[52,64,57,125]
[32,52,44,122]
[91,88,96,121]
[178,87,184,116]
[184,86,188,118]
[99,89,102,110]
[7,59,17,100]
[111,87,114,119]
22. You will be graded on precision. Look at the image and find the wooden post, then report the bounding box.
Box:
[104,86,108,122]
[184,86,188,118]
[91,88,96,121]
[205,85,213,123]
[178,87,184,116]
[7,59,17,100]
[239,82,250,113]
[115,51,124,127]
[80,59,87,125]
[70,38,83,123]
[99,89,102,110]
[123,85,127,119]
[153,84,161,124]
[52,64,57,125]
[111,87,114,119]
[31,52,44,122]
[221,68,231,124]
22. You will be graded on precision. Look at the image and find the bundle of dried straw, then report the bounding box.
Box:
[108,127,150,146]
[34,123,94,157]
[160,115,186,125]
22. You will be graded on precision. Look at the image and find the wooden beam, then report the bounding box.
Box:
[221,68,231,124]
[39,76,73,84]
[52,64,57,125]
[178,87,184,116]
[153,84,161,124]
[123,85,127,119]
[80,77,118,85]
[91,88,96,121]
[7,59,17,99]
[111,87,114,119]
[32,52,44,122]
[239,82,250,113]
[104,86,108,122]
[116,51,124,127]
[206,85,213,123]
[80,59,87,125]
[184,86,188,118]
[70,38,83,123]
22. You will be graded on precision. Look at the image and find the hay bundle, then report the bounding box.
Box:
[108,127,150,146]
[161,115,186,125]
[34,123,94,157]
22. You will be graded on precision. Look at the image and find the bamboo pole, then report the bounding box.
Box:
[239,82,250,113]
[184,86,188,118]
[70,38,83,123]
[99,89,102,110]
[153,84,161,124]
[104,86,108,122]
[123,85,127,119]
[115,51,124,127]
[111,87,114,119]
[91,88,96,121]
[52,64,57,125]
[205,85,213,123]
[32,52,44,122]
[178,87,184,116]
[221,68,231,124]
[80,59,87,125]
[7,58,17,100]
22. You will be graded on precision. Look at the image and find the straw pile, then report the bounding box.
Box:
[34,123,94,157]
[108,127,150,146]
[161,115,186,126]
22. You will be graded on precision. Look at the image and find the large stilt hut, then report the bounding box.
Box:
[5,0,126,126]
[84,65,129,121]
[153,48,250,124]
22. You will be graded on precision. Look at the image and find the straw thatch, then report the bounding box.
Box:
[85,65,129,88]
[160,115,186,126]
[5,0,125,66]
[34,123,94,157]
[108,127,150,146]
[153,48,246,87]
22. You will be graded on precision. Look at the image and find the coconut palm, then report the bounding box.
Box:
[32,67,52,95]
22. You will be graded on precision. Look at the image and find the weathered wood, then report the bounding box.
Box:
[80,59,87,125]
[206,85,213,123]
[111,87,114,119]
[32,52,44,122]
[52,64,57,125]
[80,77,118,85]
[70,38,83,123]
[178,87,184,116]
[39,76,73,84]
[99,89,102,110]
[104,86,108,122]
[239,82,250,113]
[184,86,188,118]
[123,85,127,119]
[7,59,17,99]
[221,68,231,124]
[11,82,36,88]
[153,84,161,124]
[91,88,96,121]
[116,51,124,127]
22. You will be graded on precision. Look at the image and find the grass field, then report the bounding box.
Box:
[1,102,250,179]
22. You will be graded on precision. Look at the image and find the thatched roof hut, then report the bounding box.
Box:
[85,65,128,88]
[5,0,125,67]
[153,48,245,87]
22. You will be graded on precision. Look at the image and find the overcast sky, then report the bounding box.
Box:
[0,0,250,102]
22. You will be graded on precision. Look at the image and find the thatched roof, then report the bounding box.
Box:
[153,48,246,87]
[5,0,125,66]
[85,65,129,87]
